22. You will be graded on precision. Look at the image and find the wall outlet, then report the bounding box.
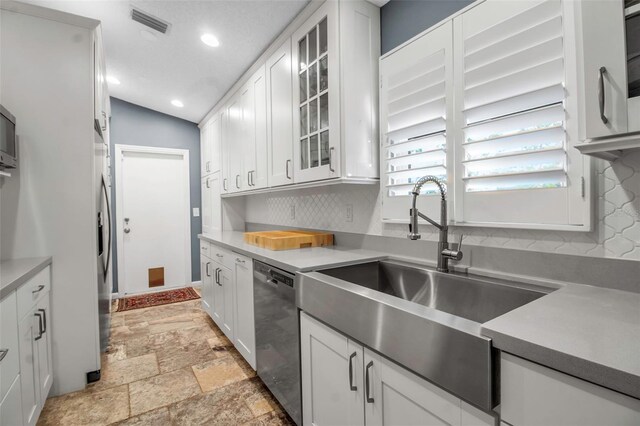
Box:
[346,204,353,222]
[193,207,200,217]
[290,204,296,220]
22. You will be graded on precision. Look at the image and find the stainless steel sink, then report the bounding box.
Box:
[296,259,552,411]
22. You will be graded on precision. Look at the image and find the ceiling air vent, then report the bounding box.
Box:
[131,7,170,34]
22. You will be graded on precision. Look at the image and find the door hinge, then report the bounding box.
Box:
[581,176,585,198]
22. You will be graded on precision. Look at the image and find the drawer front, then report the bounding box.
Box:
[0,292,20,401]
[200,241,211,258]
[211,245,234,271]
[501,353,640,426]
[17,266,50,321]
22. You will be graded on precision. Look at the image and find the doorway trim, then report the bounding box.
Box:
[114,144,191,297]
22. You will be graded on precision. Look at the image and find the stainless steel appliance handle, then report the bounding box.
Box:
[0,349,8,362]
[101,175,112,281]
[286,159,291,180]
[39,308,47,333]
[349,352,358,391]
[32,284,45,294]
[329,147,335,172]
[365,361,374,403]
[34,312,44,341]
[598,66,609,124]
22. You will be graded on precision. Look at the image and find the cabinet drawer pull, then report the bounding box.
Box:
[236,175,240,189]
[235,258,245,264]
[329,147,335,172]
[32,284,45,294]
[223,178,228,191]
[349,352,357,391]
[216,253,224,258]
[286,159,292,180]
[39,308,47,333]
[206,178,210,188]
[598,66,608,124]
[34,312,44,341]
[206,262,212,277]
[216,268,222,286]
[0,349,8,362]
[365,360,374,403]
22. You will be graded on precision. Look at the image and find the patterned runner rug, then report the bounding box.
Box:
[114,287,200,312]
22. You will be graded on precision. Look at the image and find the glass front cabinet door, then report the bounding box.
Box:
[292,2,340,182]
[291,0,380,184]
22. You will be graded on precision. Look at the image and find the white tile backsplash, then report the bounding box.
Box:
[245,151,640,260]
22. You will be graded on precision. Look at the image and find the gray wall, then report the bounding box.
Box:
[380,0,474,54]
[109,97,201,292]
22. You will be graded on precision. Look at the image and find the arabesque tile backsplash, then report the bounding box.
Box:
[245,152,640,260]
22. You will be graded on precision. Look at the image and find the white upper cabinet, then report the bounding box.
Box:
[227,92,245,193]
[201,113,221,177]
[292,0,380,184]
[452,0,589,229]
[575,0,628,140]
[243,66,268,190]
[220,110,230,194]
[267,39,295,187]
[380,20,453,223]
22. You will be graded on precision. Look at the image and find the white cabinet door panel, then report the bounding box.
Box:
[35,297,52,402]
[364,348,461,426]
[0,375,23,426]
[220,267,234,341]
[233,254,255,369]
[0,292,20,401]
[300,312,364,426]
[18,313,39,426]
[212,264,224,327]
[576,0,628,139]
[266,39,294,187]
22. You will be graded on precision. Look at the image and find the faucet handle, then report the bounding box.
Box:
[456,233,464,251]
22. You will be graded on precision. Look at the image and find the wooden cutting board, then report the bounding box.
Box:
[244,230,334,251]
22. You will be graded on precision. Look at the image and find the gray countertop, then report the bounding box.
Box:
[200,231,640,399]
[199,231,386,273]
[1,257,52,300]
[482,284,640,400]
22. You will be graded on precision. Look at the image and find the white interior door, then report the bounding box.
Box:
[116,145,191,295]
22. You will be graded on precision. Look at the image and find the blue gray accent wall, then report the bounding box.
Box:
[109,97,201,292]
[380,0,474,54]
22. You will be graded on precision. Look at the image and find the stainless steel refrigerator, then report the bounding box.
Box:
[94,121,112,353]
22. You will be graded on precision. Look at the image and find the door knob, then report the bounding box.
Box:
[124,228,131,234]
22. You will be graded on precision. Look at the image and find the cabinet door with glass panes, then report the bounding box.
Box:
[292,1,340,182]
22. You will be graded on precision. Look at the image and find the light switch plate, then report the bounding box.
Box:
[193,208,200,217]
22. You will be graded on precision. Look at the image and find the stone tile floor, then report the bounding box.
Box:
[38,297,294,425]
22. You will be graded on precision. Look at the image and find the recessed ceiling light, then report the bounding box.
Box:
[200,33,220,47]
[171,99,184,108]
[106,75,120,85]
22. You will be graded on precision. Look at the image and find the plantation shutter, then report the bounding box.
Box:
[380,21,453,222]
[453,0,587,227]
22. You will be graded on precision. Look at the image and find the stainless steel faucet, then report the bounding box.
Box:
[407,175,463,273]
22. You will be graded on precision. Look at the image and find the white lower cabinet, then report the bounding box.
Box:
[501,353,640,426]
[0,375,23,426]
[233,253,256,369]
[200,254,214,315]
[18,312,39,426]
[200,243,257,371]
[301,312,496,426]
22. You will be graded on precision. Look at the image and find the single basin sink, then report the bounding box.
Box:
[320,260,544,323]
[296,259,552,411]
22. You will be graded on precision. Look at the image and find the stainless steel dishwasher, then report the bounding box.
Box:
[253,261,300,425]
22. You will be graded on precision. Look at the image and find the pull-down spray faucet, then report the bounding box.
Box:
[408,175,463,273]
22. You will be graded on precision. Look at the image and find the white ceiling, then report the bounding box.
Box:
[23,0,309,122]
